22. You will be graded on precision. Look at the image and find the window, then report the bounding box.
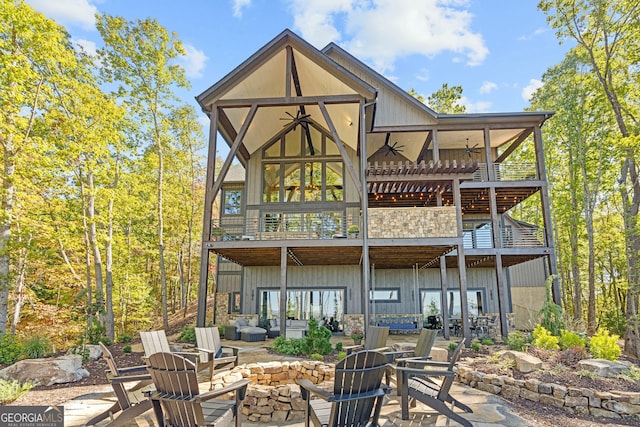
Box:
[419,289,485,319]
[463,221,493,248]
[370,288,399,302]
[258,289,345,326]
[223,189,242,215]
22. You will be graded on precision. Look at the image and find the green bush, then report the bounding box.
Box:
[310,353,324,361]
[303,318,333,356]
[122,345,132,354]
[22,334,53,359]
[272,336,306,356]
[337,351,347,361]
[0,334,24,365]
[0,379,32,404]
[505,331,531,351]
[335,342,343,352]
[471,341,481,352]
[532,324,559,350]
[178,325,196,343]
[480,338,494,346]
[117,333,133,343]
[558,330,586,350]
[600,307,626,337]
[538,275,564,336]
[87,321,111,345]
[448,342,458,352]
[589,329,621,361]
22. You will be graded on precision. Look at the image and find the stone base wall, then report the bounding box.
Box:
[368,206,458,238]
[216,292,229,327]
[211,360,335,423]
[457,365,640,421]
[343,314,364,337]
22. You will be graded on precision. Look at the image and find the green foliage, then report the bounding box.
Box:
[303,318,333,356]
[505,331,531,351]
[471,341,481,352]
[272,336,306,356]
[87,321,111,345]
[532,324,559,350]
[0,334,24,365]
[538,276,564,336]
[577,368,598,380]
[335,342,343,352]
[618,365,640,383]
[218,326,225,336]
[118,333,133,343]
[350,329,364,340]
[600,307,626,337]
[178,325,196,343]
[0,379,32,404]
[589,329,621,361]
[448,342,458,352]
[70,346,91,363]
[480,338,494,346]
[426,83,467,113]
[558,330,586,350]
[337,351,347,361]
[22,334,53,359]
[122,345,132,354]
[310,353,323,361]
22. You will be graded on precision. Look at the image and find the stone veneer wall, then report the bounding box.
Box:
[343,314,364,337]
[367,206,458,239]
[457,365,640,421]
[216,292,229,327]
[212,360,335,423]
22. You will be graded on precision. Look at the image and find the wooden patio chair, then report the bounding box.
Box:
[140,330,208,379]
[395,337,473,426]
[85,342,153,426]
[343,325,390,355]
[296,350,392,427]
[145,352,249,427]
[194,327,239,384]
[383,328,437,386]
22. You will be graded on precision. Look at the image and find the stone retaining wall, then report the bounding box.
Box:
[457,365,640,421]
[211,360,335,423]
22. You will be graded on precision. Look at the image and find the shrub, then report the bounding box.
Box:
[122,345,132,354]
[272,336,306,356]
[506,331,531,351]
[87,321,111,345]
[558,330,586,350]
[178,325,196,343]
[532,324,559,350]
[471,341,481,352]
[448,342,458,352]
[538,275,564,336]
[337,351,347,361]
[303,318,333,356]
[117,333,133,343]
[553,346,589,367]
[0,334,24,365]
[310,353,324,361]
[22,334,53,359]
[0,379,32,404]
[335,342,343,352]
[600,307,626,337]
[589,329,621,361]
[480,338,494,346]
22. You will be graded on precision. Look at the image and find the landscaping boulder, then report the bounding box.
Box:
[0,354,89,386]
[66,344,102,361]
[577,359,630,378]
[496,350,543,373]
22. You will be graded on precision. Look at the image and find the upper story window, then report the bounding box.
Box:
[262,122,343,203]
[223,188,243,215]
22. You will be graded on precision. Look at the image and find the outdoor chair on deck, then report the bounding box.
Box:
[343,325,390,355]
[140,330,208,380]
[85,342,153,426]
[296,350,392,427]
[194,327,239,384]
[145,352,249,427]
[395,337,473,426]
[383,328,437,387]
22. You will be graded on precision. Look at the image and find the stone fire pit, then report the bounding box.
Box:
[211,360,335,423]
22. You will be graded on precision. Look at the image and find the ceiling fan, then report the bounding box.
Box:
[382,133,404,156]
[465,138,480,158]
[280,108,315,155]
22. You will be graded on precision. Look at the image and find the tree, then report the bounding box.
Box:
[426,83,467,114]
[97,14,190,330]
[540,0,640,354]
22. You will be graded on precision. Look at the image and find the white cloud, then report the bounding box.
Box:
[518,27,549,41]
[26,0,97,30]
[458,96,491,113]
[74,38,97,56]
[479,81,497,94]
[180,44,208,79]
[232,0,252,18]
[287,0,488,73]
[522,79,543,102]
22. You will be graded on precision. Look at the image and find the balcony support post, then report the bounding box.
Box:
[489,186,509,339]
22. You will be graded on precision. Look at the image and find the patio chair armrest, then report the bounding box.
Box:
[402,359,449,368]
[342,344,364,354]
[395,366,455,378]
[114,364,149,375]
[173,350,199,362]
[195,347,215,357]
[108,373,152,384]
[194,379,251,403]
[222,344,241,354]
[394,355,432,365]
[383,350,413,358]
[296,378,331,401]
[212,355,237,366]
[370,346,390,353]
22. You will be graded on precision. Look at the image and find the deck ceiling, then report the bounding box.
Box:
[210,243,545,269]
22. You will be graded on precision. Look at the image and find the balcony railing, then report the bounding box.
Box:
[211,213,360,241]
[472,162,538,182]
[462,224,545,249]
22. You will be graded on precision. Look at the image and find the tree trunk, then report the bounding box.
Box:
[86,169,104,309]
[10,232,31,335]
[105,196,114,341]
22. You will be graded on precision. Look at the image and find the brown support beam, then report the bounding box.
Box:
[215,94,363,108]
[319,101,363,198]
[495,129,531,163]
[453,179,470,343]
[432,129,439,162]
[285,46,292,98]
[197,107,219,327]
[218,109,250,163]
[439,256,450,340]
[279,245,288,339]
[489,186,509,339]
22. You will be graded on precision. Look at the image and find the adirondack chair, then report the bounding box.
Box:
[343,325,390,355]
[85,342,153,426]
[140,330,208,379]
[194,327,239,383]
[395,337,473,426]
[145,352,250,427]
[296,350,392,427]
[383,328,437,387]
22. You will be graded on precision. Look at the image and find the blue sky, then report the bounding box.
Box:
[26,0,571,115]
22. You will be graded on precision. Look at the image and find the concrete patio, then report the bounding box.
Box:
[61,333,533,426]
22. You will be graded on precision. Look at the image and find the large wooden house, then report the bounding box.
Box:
[195,29,559,340]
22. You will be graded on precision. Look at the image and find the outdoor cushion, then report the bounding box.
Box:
[235,317,248,327]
